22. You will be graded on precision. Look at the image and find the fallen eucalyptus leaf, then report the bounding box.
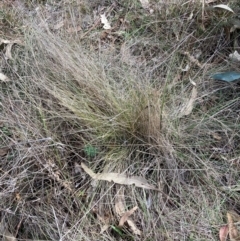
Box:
[81,163,157,190]
[100,224,110,234]
[211,132,222,140]
[119,206,138,227]
[115,189,125,216]
[189,77,196,86]
[115,190,142,236]
[213,4,234,13]
[187,12,193,21]
[227,211,240,241]
[97,214,111,234]
[219,225,229,241]
[5,43,14,60]
[179,87,197,117]
[126,219,142,236]
[212,72,240,82]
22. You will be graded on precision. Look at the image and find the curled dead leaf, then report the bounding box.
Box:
[115,189,125,216]
[97,214,111,234]
[219,225,229,241]
[100,224,110,234]
[179,87,198,117]
[227,211,240,241]
[119,206,138,227]
[6,43,14,60]
[126,219,142,236]
[115,190,142,236]
[92,207,111,234]
[189,77,196,86]
[211,132,222,140]
[213,4,234,13]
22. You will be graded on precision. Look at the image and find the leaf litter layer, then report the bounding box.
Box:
[1,0,240,240]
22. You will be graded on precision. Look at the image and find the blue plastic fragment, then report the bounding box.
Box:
[211,71,240,82]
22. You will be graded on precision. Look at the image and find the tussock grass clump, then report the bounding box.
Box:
[0,0,240,240]
[22,26,166,148]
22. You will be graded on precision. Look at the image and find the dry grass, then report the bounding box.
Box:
[0,0,240,240]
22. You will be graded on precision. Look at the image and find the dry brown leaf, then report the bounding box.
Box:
[0,73,11,82]
[81,163,157,190]
[213,4,234,13]
[5,43,14,60]
[119,206,138,227]
[96,213,110,234]
[180,87,197,117]
[92,206,111,234]
[100,224,110,234]
[189,77,196,86]
[15,193,21,201]
[115,189,125,216]
[212,132,222,140]
[219,225,229,241]
[227,211,240,241]
[126,219,142,236]
[114,189,142,236]
[81,163,97,178]
[0,147,9,156]
[182,51,203,68]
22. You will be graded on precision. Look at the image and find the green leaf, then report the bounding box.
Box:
[84,145,97,158]
[111,225,124,237]
[211,72,240,82]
